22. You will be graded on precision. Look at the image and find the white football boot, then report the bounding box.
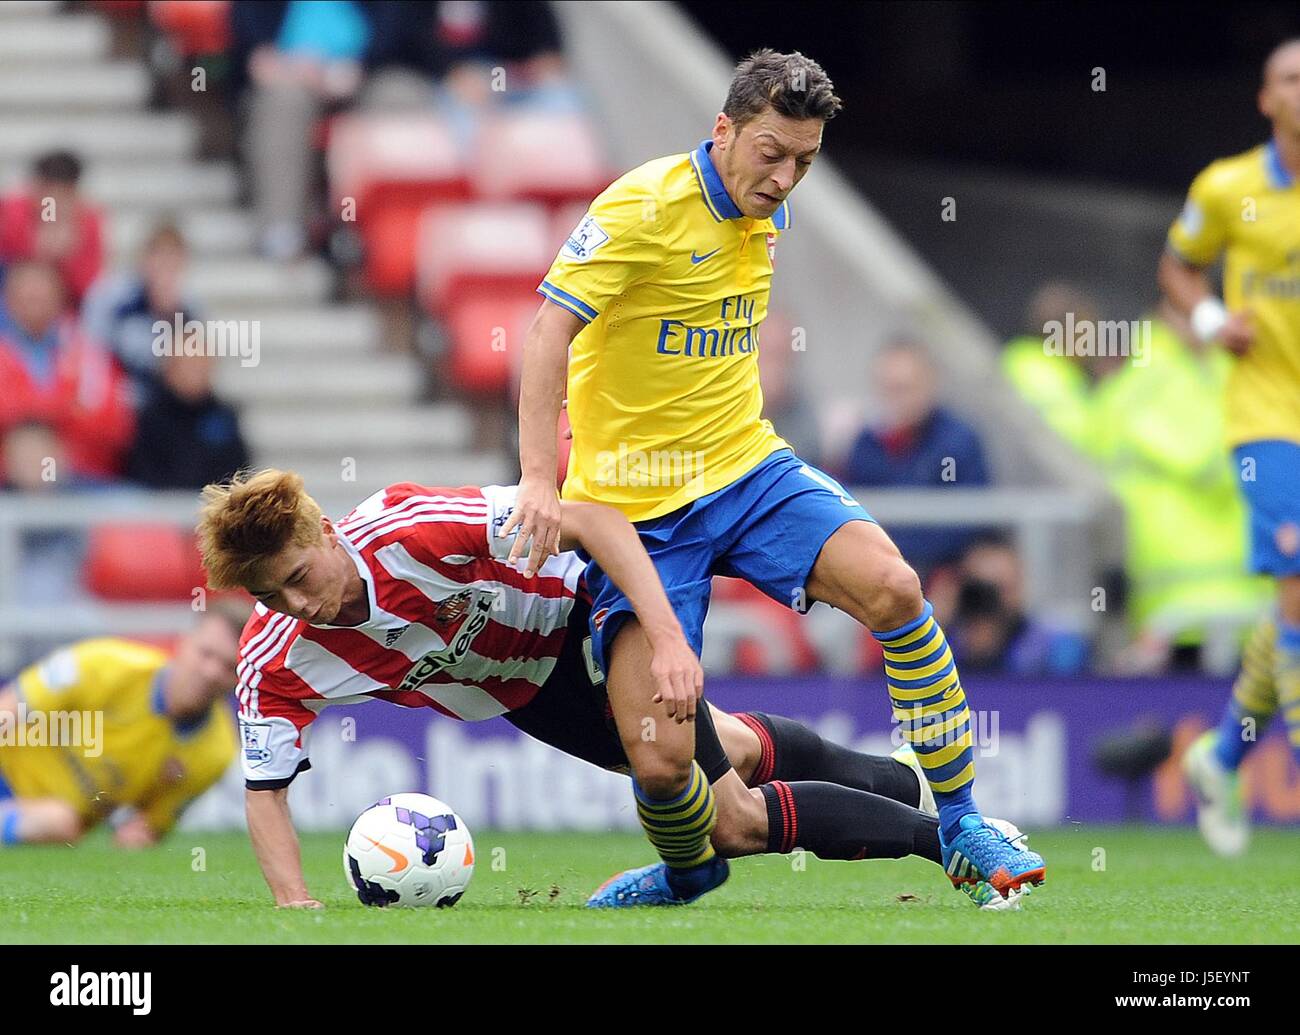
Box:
[1183,731,1249,857]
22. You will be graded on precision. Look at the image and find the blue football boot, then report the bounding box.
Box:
[586,856,729,908]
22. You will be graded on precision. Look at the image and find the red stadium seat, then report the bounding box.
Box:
[92,0,146,15]
[709,578,820,674]
[361,200,448,298]
[326,114,471,295]
[149,0,231,56]
[85,524,206,602]
[415,201,553,315]
[470,111,611,203]
[443,285,539,395]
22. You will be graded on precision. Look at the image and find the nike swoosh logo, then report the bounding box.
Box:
[364,835,410,874]
[690,248,721,265]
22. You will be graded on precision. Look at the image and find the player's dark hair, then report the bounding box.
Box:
[32,149,82,185]
[1262,37,1300,85]
[723,49,842,129]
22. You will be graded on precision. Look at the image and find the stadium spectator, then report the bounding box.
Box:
[759,327,823,469]
[0,422,62,494]
[932,533,1090,675]
[1006,284,1269,670]
[124,350,251,490]
[0,151,105,306]
[0,422,91,612]
[1000,281,1104,445]
[841,338,991,572]
[390,0,576,133]
[230,0,384,259]
[1085,302,1269,671]
[0,262,134,483]
[83,221,201,390]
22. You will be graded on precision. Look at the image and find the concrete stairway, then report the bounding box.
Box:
[0,0,508,512]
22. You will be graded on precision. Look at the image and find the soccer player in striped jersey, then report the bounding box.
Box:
[511,49,1044,906]
[199,469,1024,909]
[1160,38,1300,855]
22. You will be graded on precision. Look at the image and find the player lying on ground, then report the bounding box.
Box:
[509,48,1045,905]
[197,469,1026,909]
[0,602,245,847]
[1159,37,1300,856]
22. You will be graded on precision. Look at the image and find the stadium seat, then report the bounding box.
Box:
[91,0,146,15]
[415,201,553,316]
[85,524,206,602]
[326,113,471,295]
[710,578,820,673]
[470,110,611,203]
[149,0,231,57]
[443,285,539,395]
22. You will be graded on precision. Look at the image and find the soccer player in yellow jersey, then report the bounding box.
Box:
[508,49,1045,907]
[1160,38,1300,857]
[0,603,244,847]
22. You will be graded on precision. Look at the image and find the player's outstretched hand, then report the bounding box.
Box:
[504,475,562,578]
[276,899,324,909]
[112,816,158,849]
[649,634,705,724]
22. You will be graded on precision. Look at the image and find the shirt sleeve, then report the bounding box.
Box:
[14,640,141,714]
[1166,163,1231,267]
[479,483,522,561]
[14,644,86,713]
[537,180,666,324]
[380,482,499,565]
[236,638,319,790]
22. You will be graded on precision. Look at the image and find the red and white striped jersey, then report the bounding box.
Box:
[235,483,586,787]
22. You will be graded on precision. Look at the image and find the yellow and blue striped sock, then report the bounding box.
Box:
[633,761,717,870]
[1214,615,1278,770]
[873,600,976,843]
[1275,619,1300,767]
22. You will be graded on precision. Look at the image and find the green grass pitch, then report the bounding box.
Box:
[1,825,1294,944]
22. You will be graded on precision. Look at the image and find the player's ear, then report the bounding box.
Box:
[321,516,338,547]
[712,112,731,150]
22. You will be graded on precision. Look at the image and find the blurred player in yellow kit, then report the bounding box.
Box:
[1159,37,1300,855]
[0,601,245,847]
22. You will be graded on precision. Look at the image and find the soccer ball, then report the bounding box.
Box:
[343,793,475,908]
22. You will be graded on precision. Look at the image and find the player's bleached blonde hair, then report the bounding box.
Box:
[197,468,324,591]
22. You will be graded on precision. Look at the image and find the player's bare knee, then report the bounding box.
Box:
[864,558,923,629]
[626,751,693,800]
